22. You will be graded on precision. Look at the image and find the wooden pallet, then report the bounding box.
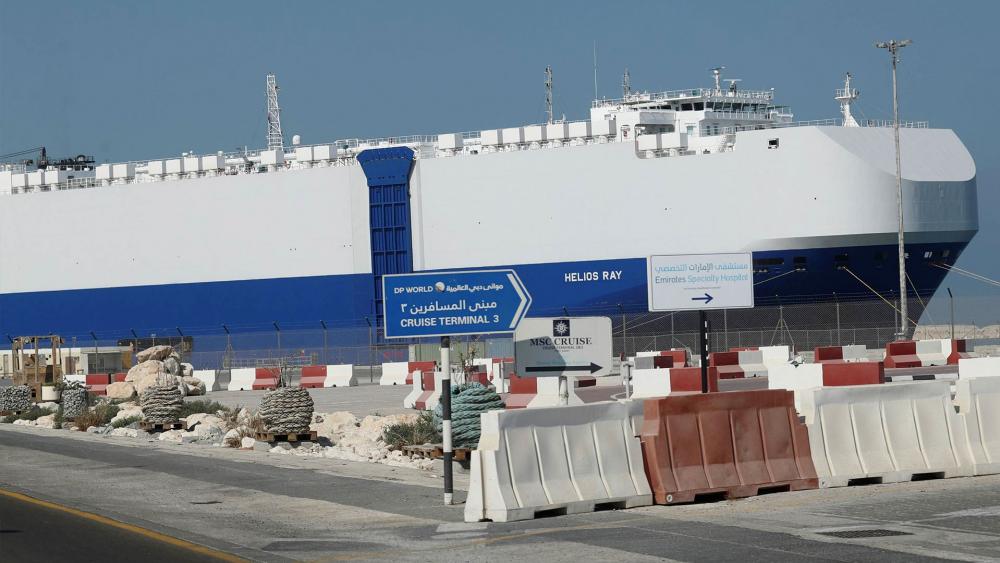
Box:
[655,479,817,505]
[401,444,471,461]
[139,421,183,432]
[254,430,317,443]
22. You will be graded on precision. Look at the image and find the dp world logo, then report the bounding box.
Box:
[553,319,570,337]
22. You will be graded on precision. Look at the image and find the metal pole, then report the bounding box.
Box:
[699,310,710,393]
[441,336,453,505]
[622,361,632,399]
[877,39,911,340]
[947,288,954,340]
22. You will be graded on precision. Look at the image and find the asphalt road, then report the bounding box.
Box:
[0,488,238,563]
[3,426,1000,562]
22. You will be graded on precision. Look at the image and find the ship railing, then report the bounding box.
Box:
[593,87,774,108]
[722,118,929,134]
[705,110,776,121]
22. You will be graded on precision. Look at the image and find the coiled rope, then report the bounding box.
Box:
[140,384,184,424]
[434,382,504,447]
[259,386,314,434]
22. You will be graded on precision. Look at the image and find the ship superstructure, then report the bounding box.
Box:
[0,70,979,341]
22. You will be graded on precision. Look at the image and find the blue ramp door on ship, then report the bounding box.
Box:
[357,147,416,330]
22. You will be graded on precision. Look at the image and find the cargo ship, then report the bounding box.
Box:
[0,70,979,340]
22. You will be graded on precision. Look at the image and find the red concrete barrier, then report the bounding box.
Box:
[948,340,973,364]
[86,373,111,396]
[884,341,921,368]
[814,346,844,363]
[666,367,719,393]
[640,389,818,504]
[709,352,743,379]
[251,368,280,390]
[300,365,326,388]
[405,361,437,385]
[822,362,884,386]
[112,372,127,383]
[652,356,674,369]
[505,374,538,409]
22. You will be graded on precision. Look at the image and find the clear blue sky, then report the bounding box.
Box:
[1,0,997,323]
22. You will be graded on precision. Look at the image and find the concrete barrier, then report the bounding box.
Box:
[769,362,884,418]
[955,376,1000,476]
[251,368,280,390]
[916,339,950,366]
[413,371,435,410]
[215,370,231,390]
[800,381,972,487]
[814,344,869,363]
[637,349,688,367]
[65,374,87,385]
[760,346,791,366]
[379,362,409,386]
[885,339,970,368]
[85,373,110,396]
[193,369,220,392]
[464,401,652,522]
[324,364,358,387]
[112,372,127,383]
[883,341,921,368]
[299,366,327,388]
[709,351,767,378]
[403,372,423,409]
[504,375,582,409]
[228,368,255,391]
[631,367,719,399]
[640,390,817,504]
[959,357,1000,379]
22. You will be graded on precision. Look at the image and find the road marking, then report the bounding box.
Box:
[0,487,246,562]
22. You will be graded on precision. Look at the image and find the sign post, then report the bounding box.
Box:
[382,269,531,505]
[647,253,754,392]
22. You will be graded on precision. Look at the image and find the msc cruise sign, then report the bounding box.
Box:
[382,269,532,338]
[647,252,754,312]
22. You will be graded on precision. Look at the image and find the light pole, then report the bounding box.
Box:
[876,38,912,340]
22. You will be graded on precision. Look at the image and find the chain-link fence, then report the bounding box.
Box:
[28,295,1000,374]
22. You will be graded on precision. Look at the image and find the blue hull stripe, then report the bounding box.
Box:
[0,241,964,338]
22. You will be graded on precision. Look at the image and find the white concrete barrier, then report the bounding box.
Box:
[65,373,87,385]
[955,376,1000,476]
[842,345,869,362]
[228,368,255,391]
[324,364,358,387]
[423,371,445,412]
[767,364,824,420]
[737,350,768,377]
[193,369,220,392]
[379,362,409,386]
[801,381,972,487]
[959,357,1000,379]
[916,339,950,366]
[465,401,652,522]
[760,345,790,366]
[631,368,671,399]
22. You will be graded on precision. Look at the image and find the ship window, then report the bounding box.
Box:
[942,249,951,258]
[681,103,693,111]
[875,251,886,261]
[834,254,849,270]
[694,102,704,111]
[768,138,779,149]
[793,257,807,272]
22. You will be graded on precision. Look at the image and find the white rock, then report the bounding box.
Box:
[35,414,58,429]
[180,431,198,444]
[105,382,137,400]
[36,402,60,412]
[240,436,255,449]
[182,376,205,396]
[13,419,35,426]
[163,357,182,376]
[87,426,100,433]
[224,428,241,441]
[310,411,359,442]
[125,360,166,394]
[181,363,194,377]
[109,427,139,438]
[136,345,174,363]
[111,406,143,424]
[158,430,183,443]
[183,413,223,431]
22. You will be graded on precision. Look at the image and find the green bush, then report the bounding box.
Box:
[111,415,142,428]
[9,406,50,422]
[179,399,229,419]
[381,412,441,450]
[72,403,120,431]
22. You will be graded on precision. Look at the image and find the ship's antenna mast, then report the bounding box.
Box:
[875,38,912,340]
[545,65,554,124]
[592,41,598,99]
[711,66,725,94]
[266,73,284,150]
[835,72,860,127]
[623,68,631,99]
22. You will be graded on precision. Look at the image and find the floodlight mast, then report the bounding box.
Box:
[876,38,912,340]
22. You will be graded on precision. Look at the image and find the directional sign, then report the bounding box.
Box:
[382,269,532,339]
[514,317,613,377]
[647,252,754,312]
